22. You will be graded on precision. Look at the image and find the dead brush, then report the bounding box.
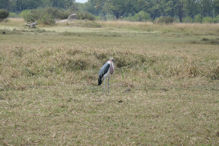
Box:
[210,66,219,80]
[166,56,202,78]
[0,75,23,91]
[167,64,182,77]
[150,56,203,78]
[67,58,88,71]
[11,47,25,57]
[94,52,108,62]
[67,49,84,56]
[113,52,148,68]
[183,59,201,78]
[59,53,99,71]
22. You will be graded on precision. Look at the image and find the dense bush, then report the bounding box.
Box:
[126,11,151,22]
[194,14,202,23]
[213,15,219,23]
[202,17,214,23]
[104,14,116,20]
[21,8,70,25]
[0,9,9,20]
[38,13,55,25]
[20,10,39,22]
[183,16,193,23]
[154,16,174,24]
[43,7,70,19]
[76,12,96,20]
[9,12,18,18]
[21,8,96,25]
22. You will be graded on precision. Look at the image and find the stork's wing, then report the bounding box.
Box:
[99,63,110,78]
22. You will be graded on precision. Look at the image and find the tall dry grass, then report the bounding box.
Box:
[0,45,218,91]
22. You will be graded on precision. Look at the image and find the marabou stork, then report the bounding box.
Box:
[98,57,114,93]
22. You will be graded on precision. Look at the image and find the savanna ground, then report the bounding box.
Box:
[0,18,219,145]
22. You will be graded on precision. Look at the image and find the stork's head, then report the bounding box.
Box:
[109,57,114,62]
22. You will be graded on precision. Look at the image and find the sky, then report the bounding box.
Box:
[75,0,88,3]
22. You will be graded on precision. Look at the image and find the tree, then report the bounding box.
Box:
[176,0,184,22]
[1,0,217,22]
[0,9,9,20]
[0,0,9,10]
[165,0,177,17]
[15,0,42,11]
[199,0,214,17]
[148,1,162,20]
[183,0,199,18]
[82,0,219,21]
[49,0,75,9]
[214,0,219,15]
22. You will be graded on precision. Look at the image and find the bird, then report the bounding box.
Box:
[98,57,114,93]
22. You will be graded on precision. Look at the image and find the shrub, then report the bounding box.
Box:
[20,10,39,22]
[213,15,219,23]
[154,16,174,24]
[9,12,18,18]
[0,9,9,20]
[105,14,116,20]
[21,8,60,25]
[38,14,55,25]
[202,17,214,23]
[43,7,70,19]
[183,16,193,23]
[76,12,95,20]
[194,14,202,23]
[60,54,94,71]
[126,11,151,22]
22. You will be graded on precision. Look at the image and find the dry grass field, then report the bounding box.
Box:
[0,18,219,145]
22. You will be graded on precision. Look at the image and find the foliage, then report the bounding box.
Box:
[9,12,18,18]
[21,8,71,25]
[194,14,202,23]
[104,14,116,20]
[126,11,151,22]
[42,7,71,19]
[84,0,219,22]
[0,9,9,20]
[38,13,55,25]
[215,0,219,15]
[0,0,9,10]
[76,12,95,20]
[0,0,219,23]
[183,16,193,23]
[8,0,75,11]
[20,10,39,22]
[202,17,214,23]
[213,15,219,23]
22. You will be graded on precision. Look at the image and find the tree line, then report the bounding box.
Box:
[0,0,76,11]
[0,0,219,23]
[85,0,219,22]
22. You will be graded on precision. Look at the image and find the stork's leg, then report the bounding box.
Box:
[104,79,105,93]
[108,76,110,94]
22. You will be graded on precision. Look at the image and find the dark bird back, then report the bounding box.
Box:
[98,63,110,85]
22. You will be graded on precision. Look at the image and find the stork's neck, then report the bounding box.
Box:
[109,60,114,74]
